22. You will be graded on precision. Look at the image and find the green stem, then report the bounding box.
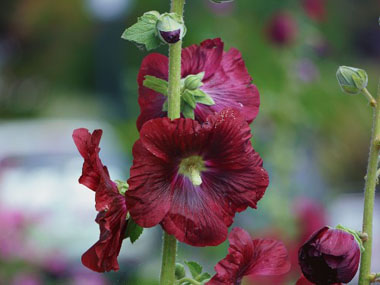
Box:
[160,0,185,284]
[167,0,185,120]
[363,88,377,108]
[176,277,201,285]
[160,233,178,285]
[358,83,380,285]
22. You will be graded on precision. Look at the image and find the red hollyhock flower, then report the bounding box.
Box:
[207,227,291,285]
[126,109,269,246]
[136,38,260,130]
[266,11,297,46]
[298,226,360,284]
[302,0,326,22]
[73,128,127,272]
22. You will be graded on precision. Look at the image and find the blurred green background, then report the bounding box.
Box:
[1,0,380,284]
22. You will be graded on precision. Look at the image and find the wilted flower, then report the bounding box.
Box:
[73,129,128,272]
[136,38,260,130]
[298,226,361,284]
[207,227,291,284]
[126,109,269,246]
[266,11,297,46]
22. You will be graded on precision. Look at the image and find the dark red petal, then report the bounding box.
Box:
[208,228,290,284]
[181,38,224,80]
[318,229,357,256]
[81,195,127,272]
[136,53,168,131]
[199,48,260,123]
[72,128,119,211]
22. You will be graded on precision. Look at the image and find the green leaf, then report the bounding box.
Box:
[182,90,197,109]
[162,100,168,112]
[196,272,211,282]
[121,11,162,51]
[185,261,202,279]
[184,72,204,90]
[143,75,168,96]
[124,218,143,243]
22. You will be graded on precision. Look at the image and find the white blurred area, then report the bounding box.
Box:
[0,119,152,261]
[330,194,380,283]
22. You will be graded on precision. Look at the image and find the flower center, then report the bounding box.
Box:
[178,155,205,186]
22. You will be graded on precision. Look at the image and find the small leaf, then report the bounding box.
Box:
[182,90,197,109]
[185,261,203,279]
[121,11,162,51]
[143,75,168,96]
[184,72,204,90]
[124,218,143,243]
[115,180,129,196]
[196,272,211,282]
[162,100,168,112]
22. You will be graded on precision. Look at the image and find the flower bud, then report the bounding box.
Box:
[336,66,368,95]
[175,263,186,280]
[298,226,361,284]
[156,13,186,44]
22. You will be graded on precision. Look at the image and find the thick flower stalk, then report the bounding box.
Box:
[207,227,291,285]
[72,128,128,272]
[126,109,269,246]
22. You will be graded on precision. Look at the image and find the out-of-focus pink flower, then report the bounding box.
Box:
[266,11,297,46]
[301,0,326,22]
[71,270,108,285]
[12,274,42,285]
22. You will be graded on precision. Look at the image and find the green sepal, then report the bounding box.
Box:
[181,102,195,119]
[193,89,215,106]
[124,217,144,244]
[143,75,168,96]
[115,180,129,196]
[184,72,204,90]
[335,224,365,253]
[184,261,203,279]
[182,90,197,109]
[121,11,162,51]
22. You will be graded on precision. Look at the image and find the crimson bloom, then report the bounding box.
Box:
[298,226,360,284]
[73,128,128,272]
[126,109,269,246]
[207,227,291,285]
[136,38,260,130]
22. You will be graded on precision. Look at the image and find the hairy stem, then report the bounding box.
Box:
[359,84,380,285]
[160,0,185,284]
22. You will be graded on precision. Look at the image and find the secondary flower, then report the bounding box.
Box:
[73,128,128,272]
[298,226,360,284]
[126,109,269,246]
[266,11,297,46]
[207,227,291,285]
[136,38,260,130]
[301,0,326,22]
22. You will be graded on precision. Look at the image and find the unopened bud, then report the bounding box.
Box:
[156,13,186,44]
[184,72,204,90]
[336,66,368,95]
[175,263,186,280]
